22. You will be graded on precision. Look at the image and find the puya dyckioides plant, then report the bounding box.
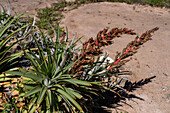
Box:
[7,26,101,113]
[70,27,159,89]
[6,25,159,112]
[70,28,136,78]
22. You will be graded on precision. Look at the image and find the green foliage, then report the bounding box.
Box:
[35,2,66,36]
[0,3,34,112]
[84,0,170,7]
[143,0,170,7]
[7,26,100,113]
[0,12,29,73]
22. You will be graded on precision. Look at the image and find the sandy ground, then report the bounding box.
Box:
[0,0,59,14]
[0,0,170,113]
[61,3,170,113]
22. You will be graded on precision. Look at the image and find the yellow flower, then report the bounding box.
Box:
[20,84,24,88]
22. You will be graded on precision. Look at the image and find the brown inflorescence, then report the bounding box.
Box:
[70,27,159,75]
[70,27,137,75]
[107,27,159,70]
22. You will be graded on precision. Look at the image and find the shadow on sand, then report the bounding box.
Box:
[91,75,156,113]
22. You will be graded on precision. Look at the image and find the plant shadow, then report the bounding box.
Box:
[91,75,156,113]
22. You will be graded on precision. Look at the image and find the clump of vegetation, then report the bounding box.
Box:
[0,2,160,113]
[83,0,170,7]
[35,2,66,35]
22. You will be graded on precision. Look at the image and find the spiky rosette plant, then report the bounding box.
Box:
[70,27,159,89]
[7,26,101,113]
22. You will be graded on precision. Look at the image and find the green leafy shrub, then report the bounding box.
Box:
[35,2,66,36]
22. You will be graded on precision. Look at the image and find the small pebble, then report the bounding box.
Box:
[163,72,168,76]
